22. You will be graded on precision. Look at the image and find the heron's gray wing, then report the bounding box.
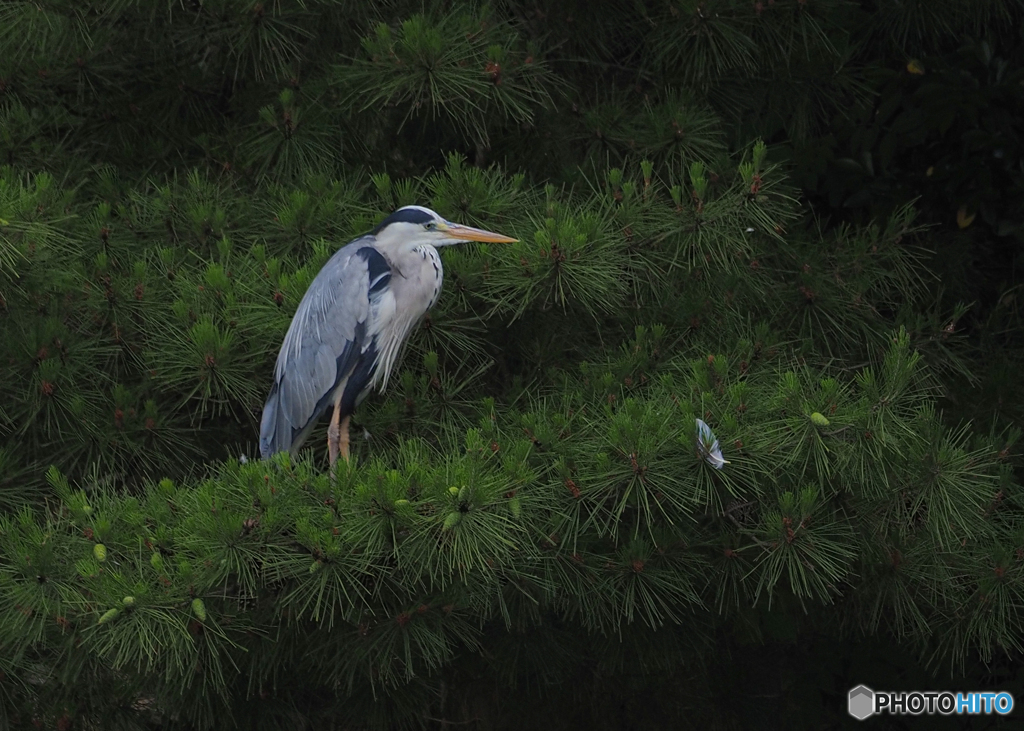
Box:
[259,240,391,458]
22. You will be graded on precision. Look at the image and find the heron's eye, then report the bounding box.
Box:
[424,222,438,231]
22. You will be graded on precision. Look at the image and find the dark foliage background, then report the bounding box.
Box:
[1,1,1023,729]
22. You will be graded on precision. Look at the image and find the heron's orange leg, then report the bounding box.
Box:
[327,394,344,475]
[339,415,350,463]
[327,391,353,477]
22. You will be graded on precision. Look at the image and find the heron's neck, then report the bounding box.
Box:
[406,243,442,272]
[378,236,433,259]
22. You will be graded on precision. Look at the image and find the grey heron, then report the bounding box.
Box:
[259,205,517,468]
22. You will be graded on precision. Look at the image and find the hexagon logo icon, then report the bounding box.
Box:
[849,685,874,720]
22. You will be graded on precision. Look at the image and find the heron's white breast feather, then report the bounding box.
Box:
[369,289,402,389]
[368,244,444,391]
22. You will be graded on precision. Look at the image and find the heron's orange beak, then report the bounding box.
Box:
[443,223,517,243]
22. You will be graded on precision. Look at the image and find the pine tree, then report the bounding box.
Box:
[1,1,1023,729]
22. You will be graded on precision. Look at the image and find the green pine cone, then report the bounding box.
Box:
[810,412,830,427]
[191,598,207,622]
[443,512,462,530]
[97,608,119,624]
[93,544,107,562]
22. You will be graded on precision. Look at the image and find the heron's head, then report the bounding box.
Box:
[371,205,517,249]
